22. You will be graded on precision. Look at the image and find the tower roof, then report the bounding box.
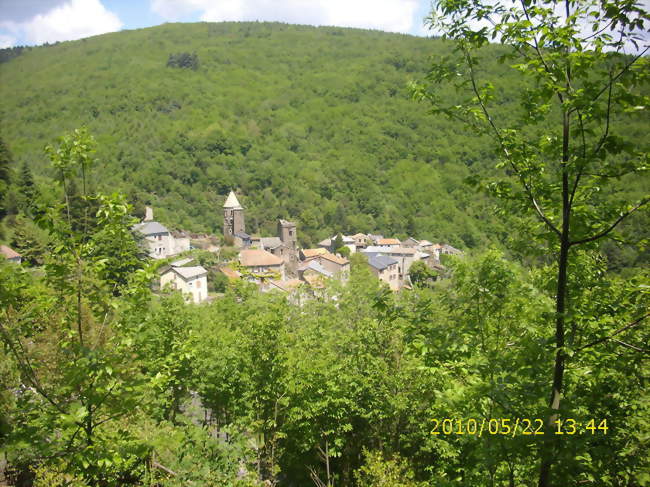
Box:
[223,190,243,209]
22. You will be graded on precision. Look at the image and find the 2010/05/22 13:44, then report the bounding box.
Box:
[429,418,609,436]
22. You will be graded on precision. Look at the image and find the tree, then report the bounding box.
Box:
[332,233,344,253]
[0,138,11,218]
[412,1,649,485]
[17,162,37,214]
[335,245,351,258]
[1,129,150,485]
[408,260,438,287]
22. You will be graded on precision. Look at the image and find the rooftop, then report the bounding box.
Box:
[220,267,242,280]
[239,249,284,267]
[368,254,398,271]
[171,257,194,267]
[362,246,387,254]
[377,238,400,245]
[0,245,21,259]
[261,237,283,250]
[318,252,349,266]
[133,221,170,236]
[161,265,207,280]
[442,244,463,254]
[386,246,417,255]
[299,259,333,277]
[269,279,302,292]
[301,248,328,259]
[223,190,243,209]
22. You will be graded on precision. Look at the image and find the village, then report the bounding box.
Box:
[1,190,462,303]
[129,190,463,303]
[0,191,462,303]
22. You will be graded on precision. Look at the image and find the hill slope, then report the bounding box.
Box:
[0,22,645,250]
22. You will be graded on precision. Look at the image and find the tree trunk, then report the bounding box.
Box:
[538,104,571,487]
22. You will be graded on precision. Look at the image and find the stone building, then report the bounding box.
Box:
[277,219,299,272]
[238,249,286,282]
[160,261,208,304]
[223,190,245,240]
[367,254,400,291]
[133,208,190,259]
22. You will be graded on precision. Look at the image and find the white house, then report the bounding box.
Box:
[132,208,191,259]
[160,265,208,304]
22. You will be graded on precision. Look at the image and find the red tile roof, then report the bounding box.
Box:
[239,249,284,267]
[0,245,21,259]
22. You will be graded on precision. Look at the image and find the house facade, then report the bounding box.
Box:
[367,254,400,291]
[160,265,208,303]
[133,208,190,259]
[385,247,417,281]
[239,249,286,282]
[311,252,350,282]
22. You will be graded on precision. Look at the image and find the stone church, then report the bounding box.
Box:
[223,191,299,274]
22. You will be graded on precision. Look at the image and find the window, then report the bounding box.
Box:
[196,280,201,288]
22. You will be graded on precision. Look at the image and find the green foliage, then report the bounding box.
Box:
[0,138,11,218]
[1,19,648,487]
[408,260,438,287]
[336,245,350,257]
[167,52,199,70]
[414,1,650,484]
[0,22,521,250]
[9,213,50,266]
[355,450,424,487]
[17,162,37,214]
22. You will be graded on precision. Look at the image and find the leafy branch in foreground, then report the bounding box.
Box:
[412,0,649,485]
[1,129,149,485]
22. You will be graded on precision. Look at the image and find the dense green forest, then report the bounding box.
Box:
[0,21,519,249]
[1,22,647,262]
[1,6,649,487]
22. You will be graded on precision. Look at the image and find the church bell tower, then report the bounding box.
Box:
[223,190,245,238]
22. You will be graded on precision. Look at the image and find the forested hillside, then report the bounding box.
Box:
[1,8,650,486]
[1,21,536,248]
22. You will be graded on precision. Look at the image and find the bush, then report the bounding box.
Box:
[166,52,199,70]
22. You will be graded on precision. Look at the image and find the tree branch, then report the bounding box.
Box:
[462,45,561,237]
[592,46,649,104]
[570,198,649,246]
[0,317,68,416]
[612,339,649,354]
[577,312,650,352]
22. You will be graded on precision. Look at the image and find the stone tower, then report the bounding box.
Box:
[278,219,298,275]
[223,191,245,239]
[278,219,297,249]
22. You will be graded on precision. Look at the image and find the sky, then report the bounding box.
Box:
[0,0,647,51]
[0,0,434,48]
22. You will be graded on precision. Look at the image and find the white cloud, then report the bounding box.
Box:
[0,34,17,48]
[151,0,420,34]
[0,0,122,46]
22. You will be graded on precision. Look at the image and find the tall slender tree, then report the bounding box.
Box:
[0,139,12,218]
[412,1,649,484]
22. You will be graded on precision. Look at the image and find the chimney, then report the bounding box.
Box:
[144,206,154,222]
